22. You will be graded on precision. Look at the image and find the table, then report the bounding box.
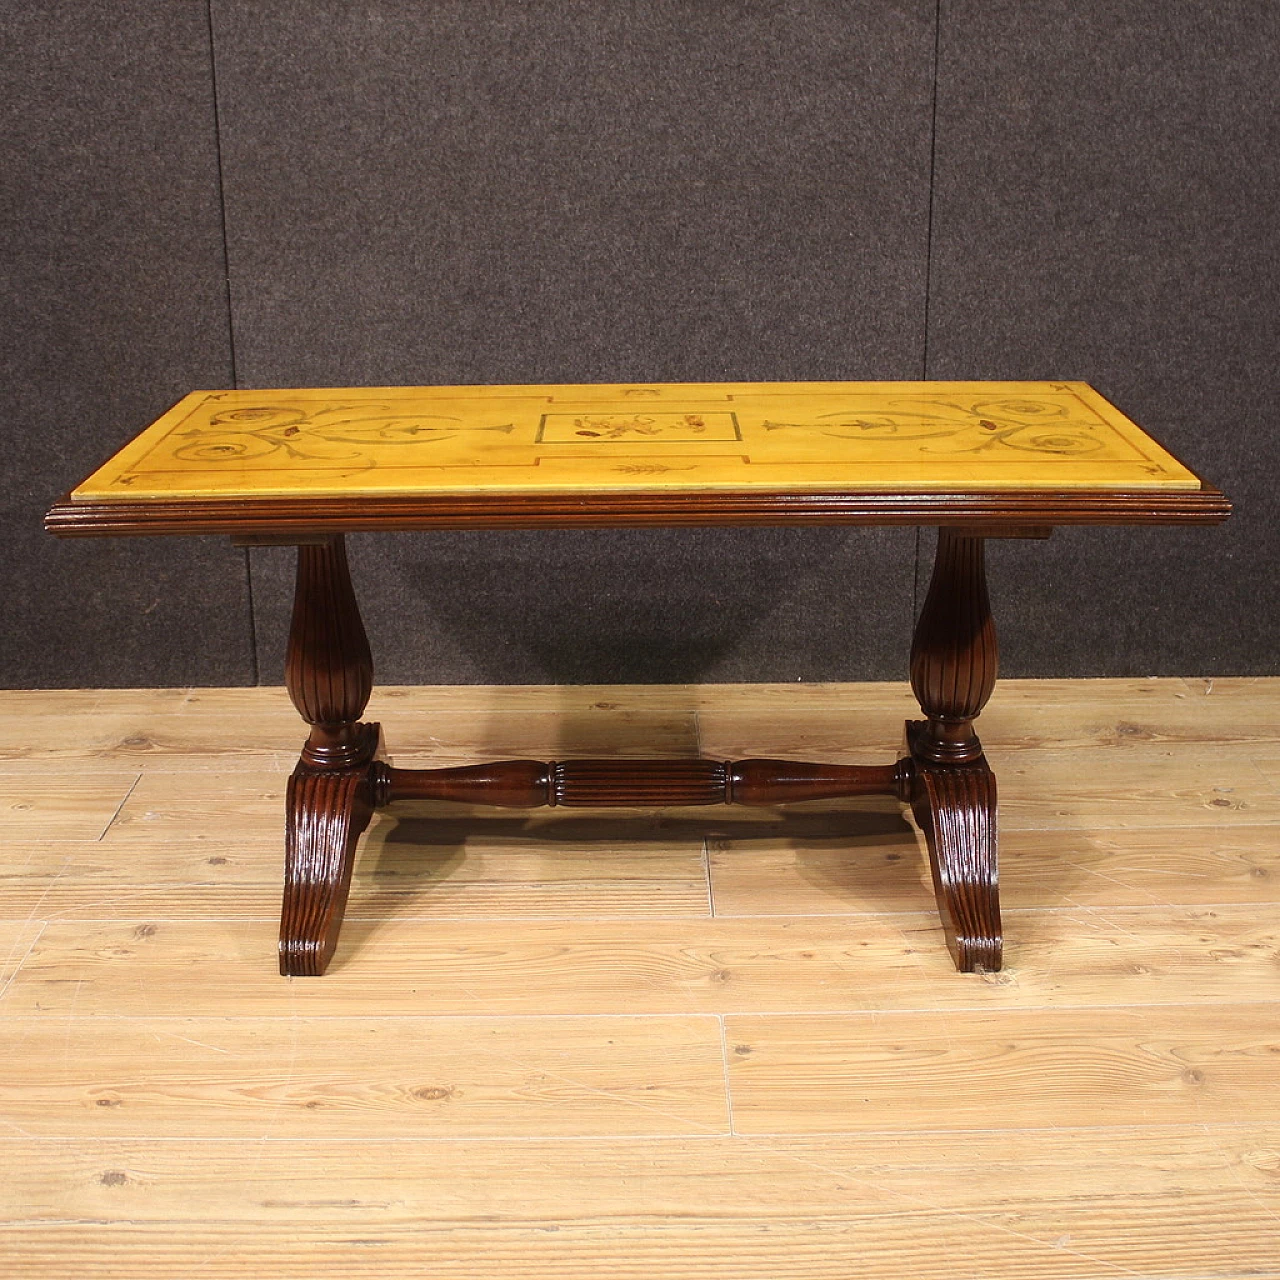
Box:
[47,381,1230,976]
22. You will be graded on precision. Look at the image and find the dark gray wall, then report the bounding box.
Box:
[2,3,251,686]
[5,2,1275,687]
[929,0,1278,676]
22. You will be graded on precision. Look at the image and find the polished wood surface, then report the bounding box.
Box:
[280,536,383,975]
[375,757,908,808]
[35,376,1237,978]
[281,768,375,978]
[69,381,1202,499]
[910,527,999,763]
[905,722,1001,972]
[272,532,997,975]
[46,381,1230,535]
[2,679,1278,1278]
[284,537,376,769]
[46,481,1232,535]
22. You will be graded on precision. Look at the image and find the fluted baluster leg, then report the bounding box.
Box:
[280,536,381,976]
[909,528,998,765]
[904,528,1002,971]
[286,536,376,769]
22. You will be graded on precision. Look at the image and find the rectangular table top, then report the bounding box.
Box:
[73,381,1198,499]
[49,381,1228,535]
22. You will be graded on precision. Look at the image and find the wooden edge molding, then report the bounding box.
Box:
[45,485,1231,536]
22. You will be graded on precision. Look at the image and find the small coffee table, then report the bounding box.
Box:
[48,381,1229,976]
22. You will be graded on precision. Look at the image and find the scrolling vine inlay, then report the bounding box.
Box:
[72,381,1202,499]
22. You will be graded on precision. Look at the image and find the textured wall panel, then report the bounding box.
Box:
[928,0,1278,675]
[214,1,935,683]
[248,527,918,687]
[16,2,1267,687]
[2,3,250,687]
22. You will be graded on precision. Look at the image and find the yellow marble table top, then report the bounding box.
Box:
[71,381,1202,501]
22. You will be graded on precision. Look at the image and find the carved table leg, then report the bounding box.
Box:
[905,528,1003,971]
[280,536,380,976]
[272,525,1005,975]
[282,769,375,976]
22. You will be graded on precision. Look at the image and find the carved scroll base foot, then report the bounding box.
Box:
[280,723,380,977]
[277,722,999,975]
[903,720,1002,973]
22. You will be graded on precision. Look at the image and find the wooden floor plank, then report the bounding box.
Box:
[0,689,111,715]
[0,707,701,772]
[367,681,916,715]
[3,678,1279,1280]
[725,1004,1280,1134]
[0,878,710,922]
[708,824,1280,914]
[4,786,707,919]
[3,1126,1275,1223]
[0,922,45,999]
[695,676,1280,755]
[382,710,701,762]
[3,1223,1276,1280]
[0,1129,1277,1280]
[0,1015,727,1139]
[25,678,1280,773]
[1251,752,1280,792]
[0,710,296,773]
[11,818,1274,922]
[0,775,140,842]
[979,675,1280,749]
[7,907,1278,1017]
[99,771,286,847]
[997,747,1280,829]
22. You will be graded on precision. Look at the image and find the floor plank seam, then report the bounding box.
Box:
[4,1000,1278,1019]
[1,1118,1275,1141]
[702,838,718,919]
[12,901,1280,922]
[0,921,46,1001]
[94,773,143,842]
[716,1014,738,1137]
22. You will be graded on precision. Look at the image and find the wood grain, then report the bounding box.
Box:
[6,681,1273,769]
[2,1216,1276,1280]
[909,528,998,763]
[0,711,296,771]
[100,771,287,848]
[696,681,1280,755]
[1,1130,1277,1279]
[707,823,1280,913]
[0,922,46,998]
[62,383,1212,500]
[996,748,1280,828]
[0,773,139,841]
[0,1015,727,1139]
[1251,753,1280,791]
[725,1004,1280,1133]
[2,787,713,919]
[7,908,1278,1017]
[0,825,711,920]
[3,678,1279,1279]
[46,483,1232,537]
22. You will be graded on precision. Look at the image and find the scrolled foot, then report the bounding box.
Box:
[280,767,375,976]
[904,721,1002,973]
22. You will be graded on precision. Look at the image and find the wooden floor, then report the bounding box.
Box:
[1,678,1278,1278]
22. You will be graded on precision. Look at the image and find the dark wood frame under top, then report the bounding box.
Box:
[46,484,1229,535]
[46,482,1231,976]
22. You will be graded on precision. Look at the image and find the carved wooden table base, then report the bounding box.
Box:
[279,528,1004,977]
